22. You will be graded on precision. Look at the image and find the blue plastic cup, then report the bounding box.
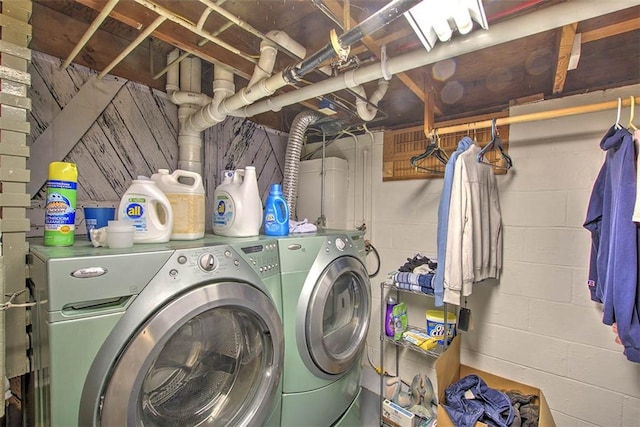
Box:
[84,207,116,240]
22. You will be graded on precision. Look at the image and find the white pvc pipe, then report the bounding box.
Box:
[239,0,638,117]
[247,31,307,89]
[353,79,389,121]
[165,49,180,95]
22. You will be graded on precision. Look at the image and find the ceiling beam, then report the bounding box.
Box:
[581,17,640,44]
[322,0,443,116]
[552,23,577,95]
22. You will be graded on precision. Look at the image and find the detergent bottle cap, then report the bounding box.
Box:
[270,183,283,195]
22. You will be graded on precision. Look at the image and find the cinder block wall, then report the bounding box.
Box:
[313,84,640,426]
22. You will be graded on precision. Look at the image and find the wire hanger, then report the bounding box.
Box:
[627,96,637,131]
[410,130,449,174]
[477,118,513,170]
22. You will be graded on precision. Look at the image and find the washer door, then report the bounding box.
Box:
[99,281,282,427]
[305,256,370,376]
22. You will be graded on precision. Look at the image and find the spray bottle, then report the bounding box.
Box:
[44,162,78,246]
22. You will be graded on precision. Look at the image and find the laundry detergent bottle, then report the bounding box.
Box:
[151,169,205,240]
[212,166,262,237]
[263,183,289,236]
[118,177,174,243]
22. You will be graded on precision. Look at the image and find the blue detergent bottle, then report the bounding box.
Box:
[263,184,289,236]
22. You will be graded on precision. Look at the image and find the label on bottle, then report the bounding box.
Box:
[213,193,235,229]
[44,179,77,246]
[122,197,148,233]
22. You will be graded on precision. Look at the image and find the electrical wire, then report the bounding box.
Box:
[2,289,37,311]
[365,239,381,278]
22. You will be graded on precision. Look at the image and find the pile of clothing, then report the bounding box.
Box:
[443,374,539,427]
[391,254,437,295]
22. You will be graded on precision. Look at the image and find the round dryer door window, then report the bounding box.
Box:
[99,281,283,427]
[306,256,371,376]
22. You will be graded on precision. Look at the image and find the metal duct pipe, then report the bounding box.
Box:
[283,111,324,219]
[240,0,638,117]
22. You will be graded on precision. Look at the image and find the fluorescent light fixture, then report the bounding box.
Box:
[405,0,489,51]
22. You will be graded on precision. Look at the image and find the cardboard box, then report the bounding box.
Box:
[435,336,555,427]
[382,399,415,427]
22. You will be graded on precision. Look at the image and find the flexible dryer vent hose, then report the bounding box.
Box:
[283,110,323,219]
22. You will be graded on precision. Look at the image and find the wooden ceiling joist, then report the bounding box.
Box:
[581,16,640,44]
[552,23,577,95]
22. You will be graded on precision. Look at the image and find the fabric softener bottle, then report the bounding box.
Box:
[263,183,289,236]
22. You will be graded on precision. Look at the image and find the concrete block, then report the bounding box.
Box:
[467,285,529,330]
[567,342,640,397]
[500,191,567,227]
[499,261,573,302]
[523,228,590,267]
[502,226,525,262]
[528,299,621,351]
[622,396,640,427]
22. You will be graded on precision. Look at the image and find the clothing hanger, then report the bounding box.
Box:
[615,97,623,129]
[627,96,637,131]
[477,118,513,170]
[410,130,449,174]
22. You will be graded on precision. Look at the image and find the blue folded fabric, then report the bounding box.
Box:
[444,374,514,427]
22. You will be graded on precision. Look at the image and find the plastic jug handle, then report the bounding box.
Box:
[148,199,174,231]
[172,170,203,189]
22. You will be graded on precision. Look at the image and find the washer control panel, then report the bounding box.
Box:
[164,241,280,281]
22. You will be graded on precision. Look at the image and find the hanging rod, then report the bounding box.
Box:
[433,96,640,135]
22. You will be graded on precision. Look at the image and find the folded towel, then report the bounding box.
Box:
[393,272,419,285]
[290,218,317,234]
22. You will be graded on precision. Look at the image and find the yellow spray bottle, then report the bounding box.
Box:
[44,162,78,246]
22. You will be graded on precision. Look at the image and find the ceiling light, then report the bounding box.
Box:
[405,0,489,51]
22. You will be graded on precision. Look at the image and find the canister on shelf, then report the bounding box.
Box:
[384,296,397,337]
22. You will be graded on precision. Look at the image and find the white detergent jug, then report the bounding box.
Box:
[212,166,262,237]
[118,177,173,243]
[151,169,205,240]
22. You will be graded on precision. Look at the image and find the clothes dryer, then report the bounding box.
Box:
[277,230,371,426]
[28,236,283,427]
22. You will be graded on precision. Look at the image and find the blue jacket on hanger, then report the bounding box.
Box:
[584,125,640,363]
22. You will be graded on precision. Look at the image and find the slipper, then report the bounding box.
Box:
[384,376,401,402]
[422,375,437,407]
[410,374,424,407]
[395,389,413,408]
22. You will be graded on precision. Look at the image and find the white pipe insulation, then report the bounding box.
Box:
[238,0,638,118]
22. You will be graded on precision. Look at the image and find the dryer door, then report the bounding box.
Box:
[99,281,282,427]
[305,256,370,376]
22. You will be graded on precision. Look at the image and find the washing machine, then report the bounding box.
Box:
[277,229,370,426]
[28,236,283,427]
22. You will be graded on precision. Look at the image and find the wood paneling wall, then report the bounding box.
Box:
[28,51,289,235]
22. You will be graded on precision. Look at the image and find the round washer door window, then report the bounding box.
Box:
[99,281,283,427]
[306,256,371,375]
